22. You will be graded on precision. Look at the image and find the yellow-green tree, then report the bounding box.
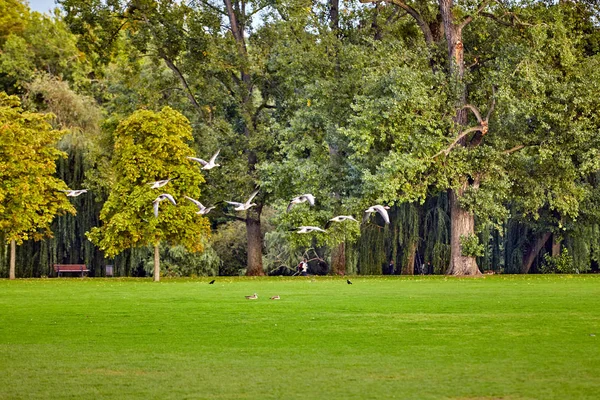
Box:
[87,107,210,281]
[0,92,75,279]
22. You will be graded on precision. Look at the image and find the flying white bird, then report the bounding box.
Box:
[363,205,391,225]
[296,226,327,234]
[148,179,171,189]
[287,194,316,212]
[325,215,359,229]
[62,189,88,197]
[245,293,258,300]
[187,149,221,170]
[153,194,177,217]
[184,196,216,215]
[226,190,259,211]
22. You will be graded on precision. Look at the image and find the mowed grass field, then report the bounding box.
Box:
[0,276,599,399]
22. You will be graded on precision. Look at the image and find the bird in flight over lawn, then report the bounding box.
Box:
[153,194,176,217]
[245,293,258,300]
[226,190,259,211]
[187,149,221,170]
[347,279,353,285]
[287,194,316,212]
[209,279,215,284]
[148,179,171,189]
[184,196,216,215]
[295,226,327,234]
[363,205,391,225]
[325,215,359,229]
[62,189,88,197]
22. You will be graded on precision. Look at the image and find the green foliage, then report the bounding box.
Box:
[209,220,251,276]
[0,92,75,244]
[0,0,28,43]
[0,5,91,93]
[460,234,485,258]
[87,106,210,257]
[142,242,220,277]
[541,248,576,274]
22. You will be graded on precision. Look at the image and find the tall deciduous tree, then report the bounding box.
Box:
[350,0,600,275]
[0,92,75,279]
[60,0,290,275]
[87,107,210,281]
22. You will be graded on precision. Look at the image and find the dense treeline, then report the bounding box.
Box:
[0,0,599,278]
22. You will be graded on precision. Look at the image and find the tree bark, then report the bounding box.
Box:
[9,239,16,280]
[521,232,552,274]
[402,241,417,275]
[330,242,346,275]
[439,0,482,276]
[551,234,561,257]
[447,187,481,275]
[245,206,264,276]
[153,243,160,282]
[329,0,339,31]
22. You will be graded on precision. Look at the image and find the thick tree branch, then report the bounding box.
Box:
[461,104,484,124]
[193,0,228,16]
[459,0,493,30]
[480,11,533,27]
[360,0,434,45]
[161,54,203,113]
[252,103,276,128]
[140,13,203,114]
[433,125,483,158]
[503,144,525,154]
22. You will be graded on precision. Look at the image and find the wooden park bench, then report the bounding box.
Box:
[53,264,89,277]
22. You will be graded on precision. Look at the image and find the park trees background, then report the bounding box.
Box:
[0,0,600,277]
[0,93,75,279]
[87,107,211,281]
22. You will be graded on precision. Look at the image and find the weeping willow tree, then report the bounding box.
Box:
[356,224,388,275]
[0,92,75,279]
[1,74,107,277]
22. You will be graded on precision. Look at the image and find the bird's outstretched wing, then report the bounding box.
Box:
[374,205,390,224]
[286,201,295,212]
[153,200,160,218]
[209,149,220,164]
[185,196,204,209]
[302,194,315,206]
[159,193,177,205]
[246,189,259,204]
[187,157,208,166]
[225,201,244,207]
[362,211,371,224]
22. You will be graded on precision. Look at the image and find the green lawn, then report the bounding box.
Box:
[0,275,599,399]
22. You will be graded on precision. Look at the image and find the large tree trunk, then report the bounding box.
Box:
[447,187,481,275]
[246,206,264,276]
[521,232,552,274]
[329,0,339,31]
[551,234,561,257]
[9,239,16,280]
[330,242,346,275]
[440,0,481,276]
[402,241,417,275]
[153,243,160,282]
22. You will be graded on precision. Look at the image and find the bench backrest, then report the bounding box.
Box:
[53,264,88,272]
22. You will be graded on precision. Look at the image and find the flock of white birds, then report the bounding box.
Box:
[62,149,392,231]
